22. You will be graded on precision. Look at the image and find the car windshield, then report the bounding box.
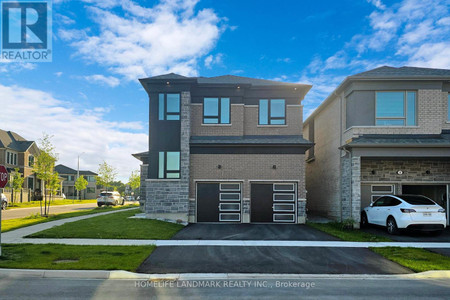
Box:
[100,192,113,196]
[399,195,435,205]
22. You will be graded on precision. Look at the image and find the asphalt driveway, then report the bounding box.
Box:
[137,246,411,274]
[137,224,412,274]
[171,223,339,241]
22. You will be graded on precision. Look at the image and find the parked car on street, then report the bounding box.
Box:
[361,195,446,234]
[97,191,124,207]
[1,193,7,210]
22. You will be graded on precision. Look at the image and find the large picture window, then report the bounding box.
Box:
[158,93,180,120]
[259,99,286,125]
[158,151,180,179]
[375,91,416,126]
[203,97,230,124]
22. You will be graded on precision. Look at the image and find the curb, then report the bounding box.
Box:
[1,269,449,280]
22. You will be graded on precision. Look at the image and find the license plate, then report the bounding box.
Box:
[423,212,432,217]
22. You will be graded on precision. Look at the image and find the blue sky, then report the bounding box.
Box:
[1,0,449,181]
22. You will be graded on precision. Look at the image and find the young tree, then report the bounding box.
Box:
[32,133,58,216]
[11,168,25,204]
[74,175,88,200]
[47,171,61,206]
[128,170,140,195]
[95,161,117,192]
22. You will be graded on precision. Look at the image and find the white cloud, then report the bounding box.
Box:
[0,83,147,182]
[367,0,386,10]
[83,74,120,87]
[55,72,63,77]
[61,0,222,80]
[204,53,223,69]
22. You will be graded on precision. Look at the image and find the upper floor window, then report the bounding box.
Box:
[6,151,17,165]
[259,99,286,125]
[376,91,416,126]
[158,93,180,121]
[28,155,34,167]
[86,176,95,182]
[158,151,180,179]
[203,97,230,124]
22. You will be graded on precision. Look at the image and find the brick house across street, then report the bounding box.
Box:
[134,74,312,223]
[54,164,98,200]
[303,66,450,227]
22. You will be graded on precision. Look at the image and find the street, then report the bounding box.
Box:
[1,203,98,220]
[0,276,449,299]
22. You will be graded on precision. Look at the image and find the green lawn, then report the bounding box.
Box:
[307,222,392,242]
[371,247,450,272]
[1,204,139,233]
[0,244,154,271]
[6,199,97,209]
[28,208,184,240]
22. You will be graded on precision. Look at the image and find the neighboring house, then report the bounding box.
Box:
[0,129,41,199]
[303,66,450,228]
[54,164,98,199]
[133,73,312,223]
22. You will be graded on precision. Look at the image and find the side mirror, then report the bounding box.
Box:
[369,203,374,207]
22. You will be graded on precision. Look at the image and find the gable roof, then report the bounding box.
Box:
[304,66,450,125]
[0,129,36,152]
[54,164,98,176]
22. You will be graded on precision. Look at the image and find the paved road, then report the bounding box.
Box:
[0,276,448,299]
[1,202,98,220]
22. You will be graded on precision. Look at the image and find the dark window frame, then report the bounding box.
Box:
[258,99,286,125]
[158,151,181,179]
[158,93,180,121]
[202,97,231,124]
[375,91,416,126]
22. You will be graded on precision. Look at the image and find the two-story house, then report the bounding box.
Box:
[54,164,98,199]
[0,129,41,199]
[133,74,312,224]
[303,66,450,228]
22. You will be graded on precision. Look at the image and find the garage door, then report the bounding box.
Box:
[251,183,297,223]
[197,182,241,223]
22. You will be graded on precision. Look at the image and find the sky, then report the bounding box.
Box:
[1,0,449,182]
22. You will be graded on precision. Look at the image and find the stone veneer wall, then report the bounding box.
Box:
[341,155,361,227]
[144,91,191,222]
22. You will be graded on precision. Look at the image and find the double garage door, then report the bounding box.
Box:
[196,182,297,223]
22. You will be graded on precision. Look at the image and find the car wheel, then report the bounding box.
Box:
[121,200,125,205]
[386,217,399,235]
[114,200,118,206]
[1,201,6,210]
[97,203,102,207]
[360,212,368,228]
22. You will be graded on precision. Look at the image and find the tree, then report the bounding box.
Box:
[110,181,125,195]
[11,168,25,204]
[95,161,117,192]
[47,171,61,205]
[32,133,58,216]
[74,175,88,199]
[128,170,140,195]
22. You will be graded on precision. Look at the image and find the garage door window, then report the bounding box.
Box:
[220,183,240,191]
[273,193,295,202]
[273,183,295,192]
[158,151,180,179]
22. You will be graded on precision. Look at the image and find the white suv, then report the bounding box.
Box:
[97,191,124,207]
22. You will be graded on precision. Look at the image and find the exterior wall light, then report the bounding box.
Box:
[272,165,277,169]
[426,170,431,175]
[217,165,222,169]
[166,81,170,85]
[371,170,376,175]
[397,170,403,175]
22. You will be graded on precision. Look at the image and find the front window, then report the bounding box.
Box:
[203,97,230,124]
[158,151,180,179]
[376,91,416,126]
[259,99,286,125]
[86,176,95,182]
[158,93,180,120]
[28,155,34,167]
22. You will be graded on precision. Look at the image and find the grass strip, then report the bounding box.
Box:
[1,204,139,233]
[0,243,154,271]
[371,247,450,272]
[6,199,97,209]
[308,222,392,242]
[28,208,184,240]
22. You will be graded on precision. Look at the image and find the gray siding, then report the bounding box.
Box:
[346,91,375,128]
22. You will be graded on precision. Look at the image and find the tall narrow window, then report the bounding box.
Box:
[259,99,286,125]
[376,91,416,126]
[203,97,230,124]
[28,155,34,167]
[158,93,180,120]
[158,151,180,179]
